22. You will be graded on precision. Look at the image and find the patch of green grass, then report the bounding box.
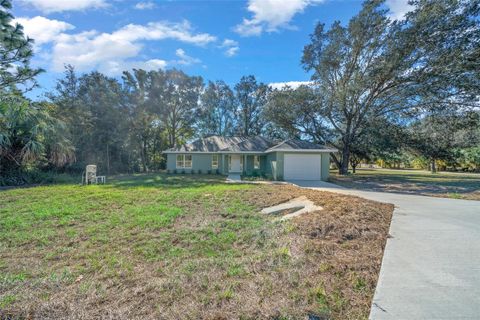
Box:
[0,294,17,308]
[218,287,234,301]
[309,285,330,315]
[447,192,463,199]
[0,272,28,285]
[226,264,246,277]
[129,204,183,228]
[353,277,367,292]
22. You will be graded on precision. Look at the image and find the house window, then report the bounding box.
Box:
[212,154,219,169]
[254,155,260,169]
[176,154,192,169]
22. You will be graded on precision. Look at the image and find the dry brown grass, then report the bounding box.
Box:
[330,168,480,200]
[0,175,393,320]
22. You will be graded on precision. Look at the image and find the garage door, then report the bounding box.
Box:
[284,154,321,180]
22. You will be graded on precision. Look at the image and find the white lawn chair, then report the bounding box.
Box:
[84,165,97,185]
[81,165,106,185]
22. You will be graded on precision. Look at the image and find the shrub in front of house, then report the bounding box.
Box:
[173,169,177,174]
[207,169,212,175]
[181,170,185,174]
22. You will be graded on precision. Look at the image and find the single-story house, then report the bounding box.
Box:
[164,135,337,181]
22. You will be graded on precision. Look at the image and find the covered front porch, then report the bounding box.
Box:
[221,153,270,177]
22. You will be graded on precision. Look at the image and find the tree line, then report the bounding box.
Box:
[1,0,479,185]
[47,67,274,174]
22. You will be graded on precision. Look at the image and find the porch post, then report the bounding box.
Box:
[222,154,226,174]
[244,154,247,175]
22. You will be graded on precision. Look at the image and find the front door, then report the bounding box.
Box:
[229,154,241,173]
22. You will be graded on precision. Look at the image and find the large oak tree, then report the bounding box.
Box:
[270,0,480,174]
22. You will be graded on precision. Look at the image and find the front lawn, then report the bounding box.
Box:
[0,174,393,319]
[330,168,480,200]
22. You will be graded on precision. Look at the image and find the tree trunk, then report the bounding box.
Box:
[339,143,350,175]
[330,153,341,170]
[352,163,356,174]
[106,144,110,175]
[142,138,148,172]
[431,159,437,173]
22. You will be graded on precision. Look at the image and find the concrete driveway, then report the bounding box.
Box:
[289,180,480,320]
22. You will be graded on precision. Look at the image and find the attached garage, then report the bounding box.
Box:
[283,153,322,180]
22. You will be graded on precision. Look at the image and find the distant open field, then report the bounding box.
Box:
[330,168,480,200]
[0,173,393,319]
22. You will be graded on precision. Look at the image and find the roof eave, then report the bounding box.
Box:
[162,150,266,154]
[264,148,338,153]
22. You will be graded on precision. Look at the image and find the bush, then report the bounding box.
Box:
[173,169,177,174]
[216,169,220,175]
[207,169,212,174]
[0,170,78,186]
[197,169,202,174]
[181,170,185,174]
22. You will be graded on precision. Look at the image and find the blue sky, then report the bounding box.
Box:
[12,0,411,99]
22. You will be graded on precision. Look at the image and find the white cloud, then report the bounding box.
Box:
[222,39,238,47]
[102,59,167,75]
[134,1,156,10]
[220,39,239,57]
[174,48,201,65]
[269,81,312,90]
[19,0,107,13]
[225,47,239,57]
[15,16,74,46]
[111,21,216,46]
[17,16,216,76]
[235,0,324,36]
[385,0,414,21]
[52,20,214,74]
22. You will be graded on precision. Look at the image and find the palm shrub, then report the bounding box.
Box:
[0,95,75,181]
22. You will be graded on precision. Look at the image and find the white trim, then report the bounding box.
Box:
[211,154,219,169]
[176,154,192,169]
[165,149,337,154]
[221,151,265,154]
[164,151,265,154]
[265,148,337,153]
[253,155,260,169]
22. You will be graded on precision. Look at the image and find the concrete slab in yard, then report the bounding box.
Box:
[290,180,480,320]
[261,195,323,220]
